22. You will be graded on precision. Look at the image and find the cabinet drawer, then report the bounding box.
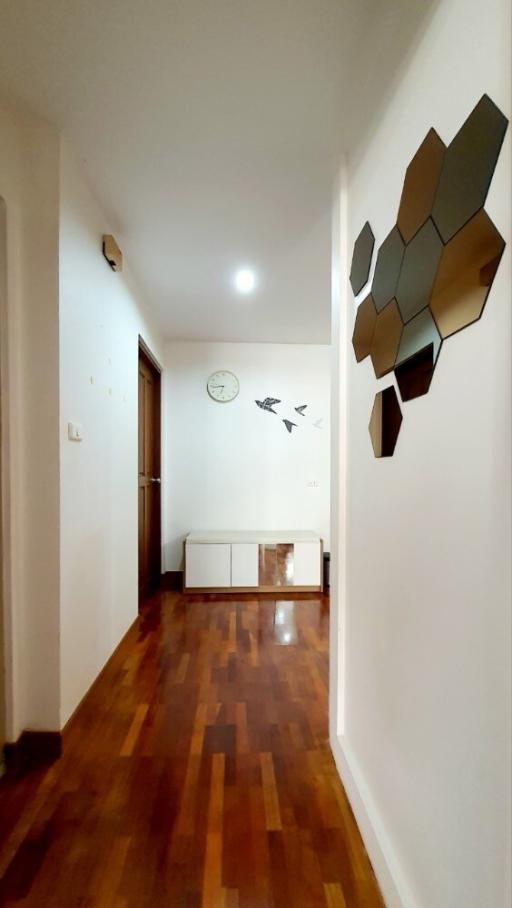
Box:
[231,543,259,587]
[293,542,321,586]
[185,544,231,588]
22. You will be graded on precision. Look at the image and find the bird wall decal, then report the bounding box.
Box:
[255,397,281,414]
[254,397,324,435]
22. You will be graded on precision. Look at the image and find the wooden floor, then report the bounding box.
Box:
[0,592,384,907]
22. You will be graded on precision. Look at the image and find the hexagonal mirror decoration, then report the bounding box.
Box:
[394,308,442,400]
[369,386,402,458]
[352,294,377,362]
[432,94,508,243]
[352,94,508,457]
[430,208,505,338]
[397,129,445,243]
[395,219,443,324]
[350,222,375,296]
[370,299,403,379]
[371,226,405,312]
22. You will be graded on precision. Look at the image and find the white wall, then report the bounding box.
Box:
[59,142,163,725]
[331,1,511,907]
[0,96,61,738]
[0,109,166,734]
[163,341,330,570]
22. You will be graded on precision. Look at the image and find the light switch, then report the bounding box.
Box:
[68,422,83,442]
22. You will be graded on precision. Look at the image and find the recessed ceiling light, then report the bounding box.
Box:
[233,267,257,295]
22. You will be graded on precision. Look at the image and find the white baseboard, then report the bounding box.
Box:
[330,733,419,908]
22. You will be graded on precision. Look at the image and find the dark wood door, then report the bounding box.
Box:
[138,344,161,600]
[0,199,6,772]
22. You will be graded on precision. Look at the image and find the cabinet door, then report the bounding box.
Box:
[293,542,321,586]
[186,544,231,588]
[231,543,259,587]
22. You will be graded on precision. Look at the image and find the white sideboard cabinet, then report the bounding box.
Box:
[184,531,323,592]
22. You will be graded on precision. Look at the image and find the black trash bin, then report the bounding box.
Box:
[323,552,330,591]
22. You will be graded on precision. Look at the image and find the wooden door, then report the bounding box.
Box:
[0,199,6,772]
[138,343,161,600]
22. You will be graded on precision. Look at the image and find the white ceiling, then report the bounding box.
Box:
[0,0,435,343]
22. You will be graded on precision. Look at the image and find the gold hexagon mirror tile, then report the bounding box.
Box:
[369,386,403,458]
[370,299,403,379]
[394,308,443,401]
[397,129,446,243]
[350,222,375,296]
[432,94,508,243]
[429,208,505,339]
[352,294,377,362]
[395,219,443,324]
[371,226,405,312]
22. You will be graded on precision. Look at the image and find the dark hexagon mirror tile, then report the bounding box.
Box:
[371,226,405,312]
[431,94,509,244]
[395,219,443,324]
[352,294,377,362]
[429,208,505,339]
[370,299,403,379]
[394,308,442,401]
[369,386,402,458]
[397,129,446,243]
[350,222,375,296]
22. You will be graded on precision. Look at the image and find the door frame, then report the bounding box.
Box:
[0,196,11,767]
[138,336,162,604]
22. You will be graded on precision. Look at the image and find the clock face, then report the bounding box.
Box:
[207,370,240,403]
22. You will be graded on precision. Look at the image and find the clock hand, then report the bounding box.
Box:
[211,385,225,390]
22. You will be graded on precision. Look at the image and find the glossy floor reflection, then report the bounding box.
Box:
[274,600,299,645]
[0,591,384,908]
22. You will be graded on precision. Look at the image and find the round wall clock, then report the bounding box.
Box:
[207,370,240,403]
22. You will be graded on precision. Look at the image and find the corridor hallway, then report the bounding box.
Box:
[0,593,383,907]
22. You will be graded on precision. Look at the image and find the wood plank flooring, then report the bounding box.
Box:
[0,592,384,907]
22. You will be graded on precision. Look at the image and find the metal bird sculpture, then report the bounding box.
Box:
[283,419,297,434]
